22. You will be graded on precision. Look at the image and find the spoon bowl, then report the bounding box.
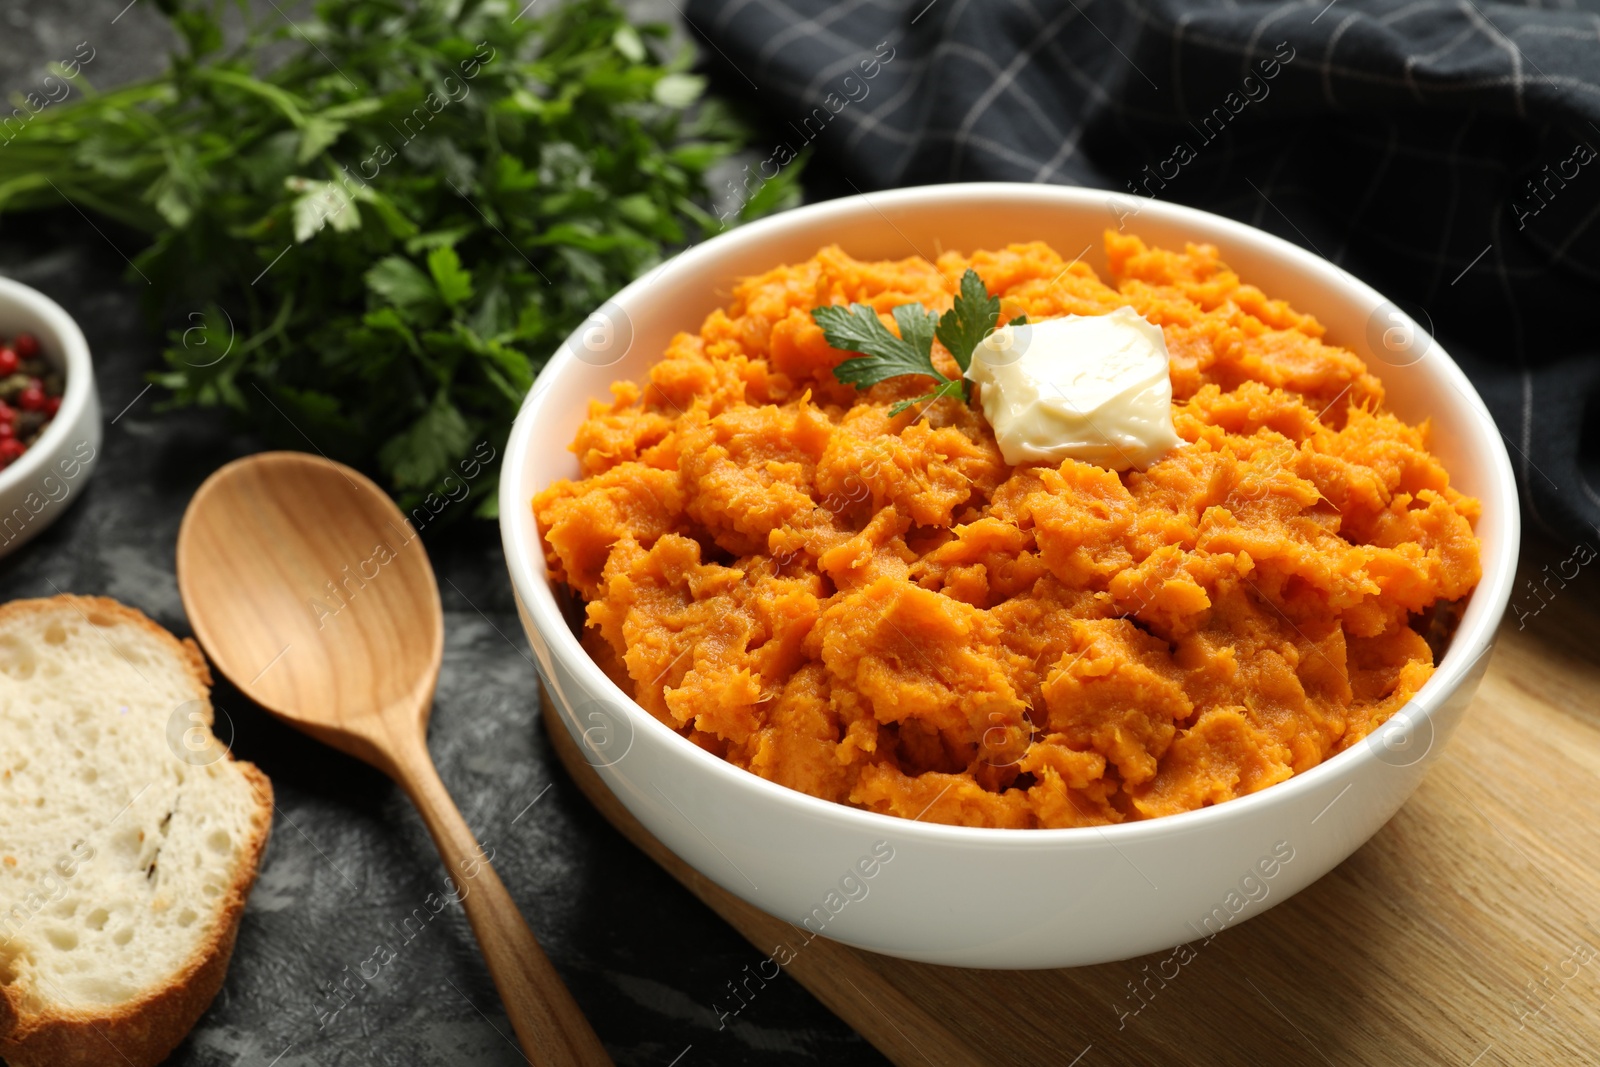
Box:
[178,451,610,1066]
[179,453,442,771]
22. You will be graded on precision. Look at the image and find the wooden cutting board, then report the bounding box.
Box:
[544,538,1600,1066]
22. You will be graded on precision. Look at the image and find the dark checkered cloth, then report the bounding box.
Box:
[683,0,1600,545]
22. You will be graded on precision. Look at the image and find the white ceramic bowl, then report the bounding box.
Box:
[0,277,100,558]
[500,184,1518,968]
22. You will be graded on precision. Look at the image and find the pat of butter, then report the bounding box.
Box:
[965,306,1182,471]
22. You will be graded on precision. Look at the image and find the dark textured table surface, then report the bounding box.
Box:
[0,3,884,1064]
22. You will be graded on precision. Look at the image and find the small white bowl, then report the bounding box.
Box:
[501,184,1518,968]
[0,276,101,558]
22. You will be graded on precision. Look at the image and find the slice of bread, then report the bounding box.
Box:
[0,596,273,1067]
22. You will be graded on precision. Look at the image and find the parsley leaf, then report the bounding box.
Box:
[427,246,474,309]
[935,268,1001,372]
[378,390,476,492]
[366,257,438,317]
[812,302,945,389]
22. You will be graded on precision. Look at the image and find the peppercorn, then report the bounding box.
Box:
[0,334,64,470]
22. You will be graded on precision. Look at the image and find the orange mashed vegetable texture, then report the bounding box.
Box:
[534,233,1482,829]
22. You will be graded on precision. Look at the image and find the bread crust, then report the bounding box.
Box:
[0,595,275,1067]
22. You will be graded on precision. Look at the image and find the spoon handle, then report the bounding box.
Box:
[394,740,614,1067]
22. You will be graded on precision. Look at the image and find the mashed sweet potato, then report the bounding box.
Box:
[534,233,1481,828]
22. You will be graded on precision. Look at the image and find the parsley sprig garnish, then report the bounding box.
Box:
[811,268,1019,416]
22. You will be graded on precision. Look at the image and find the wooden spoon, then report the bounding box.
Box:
[176,451,612,1067]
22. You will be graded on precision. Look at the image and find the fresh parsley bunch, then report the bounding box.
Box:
[811,269,1022,416]
[0,0,799,517]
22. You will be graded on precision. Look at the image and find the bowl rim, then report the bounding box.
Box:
[501,181,1520,850]
[0,275,95,493]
